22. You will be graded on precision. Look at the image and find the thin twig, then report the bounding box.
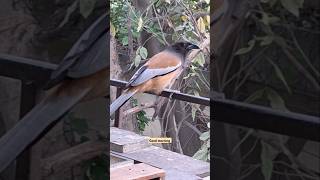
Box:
[152,4,169,45]
[123,103,156,116]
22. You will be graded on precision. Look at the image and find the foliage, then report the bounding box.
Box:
[63,113,107,180]
[83,154,108,180]
[215,0,320,179]
[193,122,210,162]
[131,98,151,133]
[111,0,210,160]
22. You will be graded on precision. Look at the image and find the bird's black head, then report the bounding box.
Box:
[168,41,200,58]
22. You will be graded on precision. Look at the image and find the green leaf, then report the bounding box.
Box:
[139,46,148,59]
[80,0,96,18]
[137,17,143,32]
[280,0,304,17]
[191,105,197,121]
[193,90,200,97]
[110,22,117,37]
[121,36,128,46]
[134,55,141,67]
[267,59,292,93]
[265,88,288,111]
[194,52,205,67]
[199,131,210,141]
[261,141,279,180]
[235,39,256,55]
[193,145,208,161]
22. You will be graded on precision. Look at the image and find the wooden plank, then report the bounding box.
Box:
[41,141,107,177]
[16,81,37,180]
[110,127,150,153]
[110,163,165,180]
[119,146,210,179]
[110,152,134,169]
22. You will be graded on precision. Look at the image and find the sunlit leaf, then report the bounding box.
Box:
[139,46,148,59]
[194,52,205,66]
[121,36,128,46]
[137,17,143,32]
[181,15,188,22]
[110,22,117,37]
[204,15,210,27]
[197,17,206,33]
[193,145,208,161]
[191,105,197,121]
[199,131,210,141]
[134,55,141,67]
[194,90,200,97]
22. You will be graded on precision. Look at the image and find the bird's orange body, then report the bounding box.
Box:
[110,42,199,115]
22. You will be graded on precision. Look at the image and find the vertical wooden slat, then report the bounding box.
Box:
[15,81,37,180]
[114,87,122,127]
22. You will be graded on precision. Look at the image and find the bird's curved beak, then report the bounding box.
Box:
[187,44,200,50]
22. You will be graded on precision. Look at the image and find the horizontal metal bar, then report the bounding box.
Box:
[213,98,320,142]
[1,54,319,141]
[0,53,57,85]
[111,79,319,141]
[110,79,210,106]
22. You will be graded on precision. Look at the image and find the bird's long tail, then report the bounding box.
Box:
[110,90,137,115]
[0,80,92,172]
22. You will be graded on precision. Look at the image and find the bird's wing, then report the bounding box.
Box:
[126,51,182,87]
[44,13,109,89]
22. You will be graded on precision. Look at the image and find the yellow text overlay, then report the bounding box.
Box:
[148,137,172,144]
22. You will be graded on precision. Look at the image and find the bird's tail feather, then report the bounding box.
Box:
[0,82,92,172]
[110,90,136,115]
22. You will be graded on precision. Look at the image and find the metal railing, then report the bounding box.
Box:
[110,82,319,142]
[0,53,319,177]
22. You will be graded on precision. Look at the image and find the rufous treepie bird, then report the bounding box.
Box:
[110,42,199,115]
[0,13,109,171]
